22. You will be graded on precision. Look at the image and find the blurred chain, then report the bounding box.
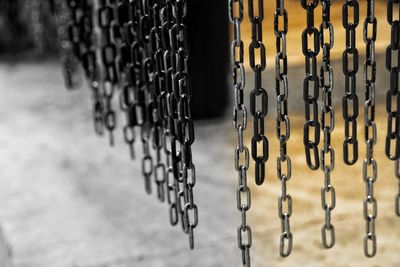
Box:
[274,0,292,257]
[301,0,320,170]
[98,0,118,146]
[117,0,137,159]
[248,0,268,186]
[229,0,252,265]
[68,0,105,135]
[363,0,378,257]
[342,0,359,165]
[386,0,400,218]
[320,0,336,249]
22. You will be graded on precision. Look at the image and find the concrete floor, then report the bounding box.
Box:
[0,54,399,267]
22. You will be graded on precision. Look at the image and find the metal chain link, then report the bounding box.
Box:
[320,0,336,249]
[229,0,252,265]
[363,0,378,257]
[301,0,320,171]
[248,0,268,186]
[274,0,292,257]
[342,0,359,165]
[386,0,400,218]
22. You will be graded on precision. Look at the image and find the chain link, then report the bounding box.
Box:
[363,0,378,257]
[386,0,400,219]
[230,0,252,265]
[320,0,336,249]
[274,0,292,257]
[301,0,320,170]
[248,0,268,186]
[342,0,359,165]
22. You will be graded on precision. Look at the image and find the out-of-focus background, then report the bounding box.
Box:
[0,1,399,267]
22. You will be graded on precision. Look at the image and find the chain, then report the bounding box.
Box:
[98,0,118,146]
[170,0,198,249]
[160,0,180,226]
[342,0,359,165]
[363,0,378,257]
[229,0,252,265]
[319,0,336,249]
[117,0,137,159]
[248,0,268,186]
[386,0,400,218]
[274,0,292,257]
[301,0,320,170]
[70,0,105,136]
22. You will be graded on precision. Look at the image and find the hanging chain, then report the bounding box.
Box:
[301,0,320,170]
[320,0,336,249]
[386,0,400,218]
[98,0,118,146]
[363,0,378,257]
[274,0,292,257]
[248,0,268,186]
[75,0,105,136]
[342,0,359,165]
[169,0,198,249]
[229,0,252,265]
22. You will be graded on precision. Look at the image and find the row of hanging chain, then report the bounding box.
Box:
[320,0,336,249]
[64,0,198,249]
[301,0,321,171]
[249,0,268,186]
[274,0,292,258]
[386,0,400,217]
[342,0,359,165]
[229,0,252,265]
[98,0,118,146]
[363,0,378,257]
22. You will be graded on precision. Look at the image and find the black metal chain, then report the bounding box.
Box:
[363,0,378,257]
[248,0,268,186]
[229,0,252,265]
[320,0,336,249]
[386,0,400,218]
[301,0,320,170]
[63,0,197,250]
[69,0,105,136]
[170,0,198,249]
[342,0,359,165]
[98,0,118,146]
[274,0,292,257]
